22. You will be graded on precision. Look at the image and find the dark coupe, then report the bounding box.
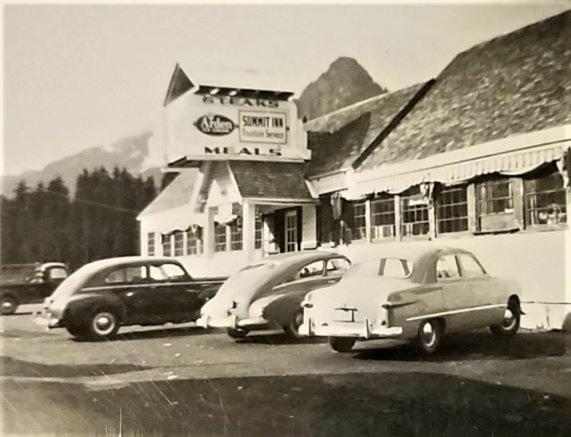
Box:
[37,256,225,340]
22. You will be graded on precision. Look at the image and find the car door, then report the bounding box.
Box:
[437,254,475,331]
[105,265,160,324]
[456,253,504,327]
[147,262,202,322]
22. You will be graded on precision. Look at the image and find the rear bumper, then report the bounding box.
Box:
[299,317,403,339]
[196,315,268,330]
[33,310,63,329]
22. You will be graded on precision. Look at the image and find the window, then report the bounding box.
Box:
[436,255,460,280]
[147,232,155,256]
[255,215,263,249]
[326,257,351,274]
[186,227,202,255]
[161,233,172,256]
[214,223,227,252]
[149,263,188,282]
[105,266,147,284]
[436,186,468,234]
[173,231,184,256]
[348,201,366,240]
[370,195,395,239]
[401,189,429,236]
[230,220,243,251]
[476,178,513,215]
[296,260,324,279]
[523,171,566,227]
[48,267,68,280]
[458,254,486,278]
[380,258,412,279]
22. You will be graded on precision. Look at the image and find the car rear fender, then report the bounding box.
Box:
[262,293,305,327]
[63,293,126,326]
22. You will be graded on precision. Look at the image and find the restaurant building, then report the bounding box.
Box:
[139,11,570,329]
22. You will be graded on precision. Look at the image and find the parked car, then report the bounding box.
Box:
[299,247,522,354]
[196,251,351,339]
[0,262,69,315]
[36,256,226,340]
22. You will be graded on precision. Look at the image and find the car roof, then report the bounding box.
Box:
[263,250,346,265]
[80,256,182,270]
[373,245,473,261]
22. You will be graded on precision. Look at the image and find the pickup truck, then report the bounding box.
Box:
[38,256,227,340]
[0,263,69,315]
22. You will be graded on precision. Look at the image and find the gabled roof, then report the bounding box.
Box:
[359,10,571,171]
[305,82,432,177]
[229,161,314,200]
[138,170,199,218]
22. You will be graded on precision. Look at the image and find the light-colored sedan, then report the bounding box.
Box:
[196,251,351,339]
[299,247,522,354]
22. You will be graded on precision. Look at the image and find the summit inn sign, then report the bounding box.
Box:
[162,76,310,163]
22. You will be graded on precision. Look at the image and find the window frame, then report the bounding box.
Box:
[523,170,567,228]
[370,194,396,240]
[214,222,227,253]
[147,232,155,256]
[173,230,184,257]
[400,188,430,237]
[186,227,203,256]
[435,185,469,234]
[161,233,172,257]
[436,255,461,282]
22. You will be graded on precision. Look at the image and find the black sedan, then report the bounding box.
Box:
[37,256,226,340]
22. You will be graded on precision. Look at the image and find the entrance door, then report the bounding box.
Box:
[284,210,298,252]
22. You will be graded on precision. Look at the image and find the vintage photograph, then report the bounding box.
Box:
[1,1,570,435]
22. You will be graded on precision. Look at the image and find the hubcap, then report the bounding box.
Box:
[93,312,115,336]
[421,322,436,347]
[502,308,516,329]
[2,300,14,310]
[293,312,304,329]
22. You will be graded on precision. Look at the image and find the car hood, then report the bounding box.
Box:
[306,276,414,322]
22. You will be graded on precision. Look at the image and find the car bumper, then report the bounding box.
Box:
[33,310,62,329]
[299,317,403,339]
[196,315,268,330]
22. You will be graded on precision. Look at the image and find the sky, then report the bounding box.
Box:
[2,1,569,176]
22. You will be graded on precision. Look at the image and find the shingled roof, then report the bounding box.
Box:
[229,161,314,200]
[138,170,198,218]
[305,82,431,177]
[359,10,571,171]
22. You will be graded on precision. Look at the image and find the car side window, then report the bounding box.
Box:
[149,263,188,282]
[296,260,325,279]
[326,258,351,275]
[436,255,460,281]
[105,266,147,284]
[48,267,68,280]
[458,254,486,278]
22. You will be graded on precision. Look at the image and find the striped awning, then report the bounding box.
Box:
[346,136,570,199]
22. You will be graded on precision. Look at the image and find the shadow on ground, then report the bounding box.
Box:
[0,356,153,378]
[235,331,327,346]
[353,331,569,362]
[2,372,569,436]
[68,325,216,343]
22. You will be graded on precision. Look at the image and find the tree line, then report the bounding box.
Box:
[1,167,157,270]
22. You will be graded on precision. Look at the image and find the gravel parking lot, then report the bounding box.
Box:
[1,305,570,435]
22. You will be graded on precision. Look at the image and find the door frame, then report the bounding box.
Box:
[284,209,298,252]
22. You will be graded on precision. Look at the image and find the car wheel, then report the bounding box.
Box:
[285,309,304,339]
[490,303,520,337]
[86,309,120,341]
[416,319,442,355]
[0,295,18,315]
[328,337,356,353]
[226,327,248,339]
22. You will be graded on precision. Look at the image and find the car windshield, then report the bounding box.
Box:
[345,257,413,280]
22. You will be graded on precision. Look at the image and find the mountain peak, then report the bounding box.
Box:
[296,57,387,121]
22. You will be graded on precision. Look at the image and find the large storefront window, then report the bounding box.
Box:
[401,188,429,237]
[173,230,184,256]
[230,220,243,251]
[476,177,515,232]
[186,227,203,255]
[214,223,227,252]
[161,233,172,256]
[523,171,566,226]
[436,185,468,234]
[370,194,395,239]
[147,232,155,256]
[347,201,366,241]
